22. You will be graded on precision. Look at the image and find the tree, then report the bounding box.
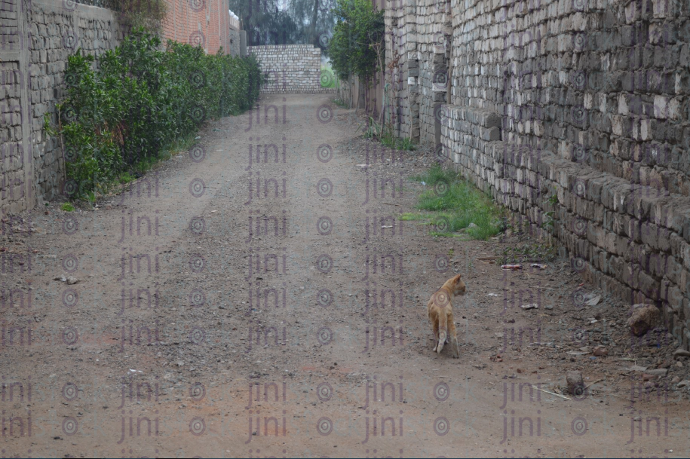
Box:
[229,0,335,47]
[328,0,384,82]
[229,0,300,45]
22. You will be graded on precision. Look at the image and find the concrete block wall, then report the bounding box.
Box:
[248,44,333,93]
[387,0,690,348]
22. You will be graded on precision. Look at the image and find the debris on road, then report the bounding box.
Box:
[585,295,601,306]
[566,371,584,395]
[593,346,608,356]
[501,264,522,270]
[627,304,661,336]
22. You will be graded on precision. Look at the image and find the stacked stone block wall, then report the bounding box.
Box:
[249,44,334,93]
[387,0,690,349]
[29,0,127,203]
[1,0,33,214]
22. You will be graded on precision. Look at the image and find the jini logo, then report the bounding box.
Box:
[246,210,287,243]
[118,320,160,352]
[245,136,288,170]
[361,376,404,444]
[363,210,403,243]
[244,171,287,205]
[245,376,288,444]
[245,248,288,280]
[361,171,403,205]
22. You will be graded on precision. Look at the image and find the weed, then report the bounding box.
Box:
[361,117,415,151]
[542,186,559,231]
[61,203,75,212]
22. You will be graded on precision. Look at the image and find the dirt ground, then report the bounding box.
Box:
[1,94,689,457]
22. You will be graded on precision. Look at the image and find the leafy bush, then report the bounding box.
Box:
[55,29,264,198]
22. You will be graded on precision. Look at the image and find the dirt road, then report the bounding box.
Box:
[2,94,689,457]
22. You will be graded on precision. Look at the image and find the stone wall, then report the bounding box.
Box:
[1,0,33,214]
[248,44,334,93]
[29,0,127,203]
[386,0,690,349]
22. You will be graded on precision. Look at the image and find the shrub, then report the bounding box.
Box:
[55,29,264,198]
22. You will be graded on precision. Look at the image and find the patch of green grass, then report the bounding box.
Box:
[119,172,135,184]
[400,212,427,221]
[408,165,506,240]
[61,203,75,212]
[381,132,415,151]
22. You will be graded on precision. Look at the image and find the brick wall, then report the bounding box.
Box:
[387,0,690,349]
[248,44,335,93]
[161,0,231,55]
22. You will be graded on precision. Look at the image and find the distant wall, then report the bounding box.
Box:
[248,44,334,93]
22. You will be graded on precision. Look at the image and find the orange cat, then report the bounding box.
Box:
[427,274,466,358]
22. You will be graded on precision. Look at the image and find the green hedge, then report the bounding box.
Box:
[57,29,264,198]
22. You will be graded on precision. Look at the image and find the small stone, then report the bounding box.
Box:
[671,376,680,384]
[593,346,608,356]
[626,304,661,336]
[676,361,683,368]
[521,303,538,310]
[645,368,667,376]
[677,380,690,388]
[566,371,584,395]
[673,349,690,358]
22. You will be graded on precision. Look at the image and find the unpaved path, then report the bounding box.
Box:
[1,94,689,457]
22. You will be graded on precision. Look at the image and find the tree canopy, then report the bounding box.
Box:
[328,0,385,81]
[229,0,337,48]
